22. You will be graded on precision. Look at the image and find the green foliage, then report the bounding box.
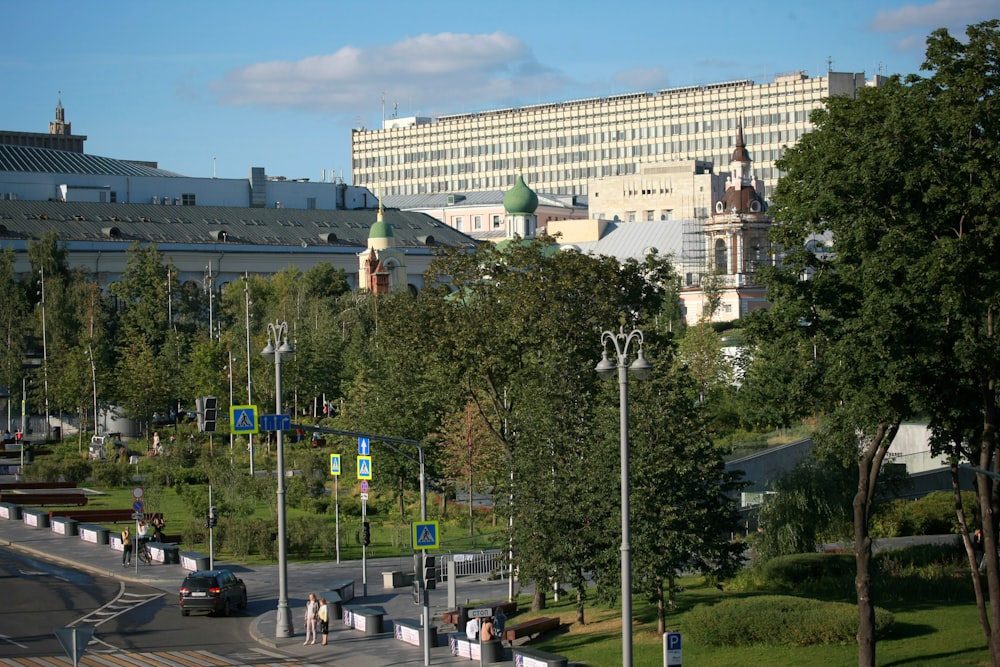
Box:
[686,595,894,647]
[757,553,856,590]
[754,456,854,562]
[89,460,132,487]
[872,491,975,537]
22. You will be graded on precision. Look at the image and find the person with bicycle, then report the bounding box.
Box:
[136,520,153,563]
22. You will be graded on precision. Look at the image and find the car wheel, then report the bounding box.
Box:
[182,608,190,617]
[222,598,231,617]
[239,591,248,609]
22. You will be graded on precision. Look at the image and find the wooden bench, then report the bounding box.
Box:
[49,509,163,524]
[503,616,560,644]
[0,492,87,506]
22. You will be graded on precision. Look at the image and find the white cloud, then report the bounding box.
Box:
[212,31,571,119]
[869,0,996,33]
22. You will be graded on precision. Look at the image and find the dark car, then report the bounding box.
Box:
[179,569,247,616]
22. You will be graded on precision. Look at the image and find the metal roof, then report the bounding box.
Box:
[569,220,687,262]
[0,144,183,178]
[0,200,480,250]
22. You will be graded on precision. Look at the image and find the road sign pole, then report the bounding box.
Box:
[361,498,367,597]
[335,475,340,563]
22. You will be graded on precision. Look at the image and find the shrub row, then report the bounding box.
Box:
[686,594,894,647]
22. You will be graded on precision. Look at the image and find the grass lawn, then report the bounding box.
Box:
[522,577,991,667]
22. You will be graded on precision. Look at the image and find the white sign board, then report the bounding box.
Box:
[665,631,682,666]
[468,607,493,619]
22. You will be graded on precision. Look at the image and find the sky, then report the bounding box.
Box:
[3,0,996,183]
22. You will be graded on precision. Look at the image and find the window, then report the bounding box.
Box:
[182,193,196,206]
[454,216,463,231]
[626,211,636,222]
[714,238,728,272]
[110,192,117,203]
[492,215,501,229]
[307,197,316,210]
[473,216,482,230]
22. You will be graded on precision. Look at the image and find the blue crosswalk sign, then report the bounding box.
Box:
[357,455,372,480]
[413,521,439,549]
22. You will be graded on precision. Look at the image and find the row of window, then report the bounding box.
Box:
[451,214,504,232]
[364,110,813,163]
[356,130,801,173]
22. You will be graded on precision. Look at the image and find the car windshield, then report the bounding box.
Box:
[184,576,217,589]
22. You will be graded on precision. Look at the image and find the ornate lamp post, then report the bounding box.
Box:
[595,327,652,667]
[263,320,294,639]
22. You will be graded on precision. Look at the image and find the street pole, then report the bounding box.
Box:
[264,320,294,639]
[596,327,652,667]
[245,275,254,476]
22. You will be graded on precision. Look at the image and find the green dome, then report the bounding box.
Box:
[369,210,393,240]
[503,175,538,215]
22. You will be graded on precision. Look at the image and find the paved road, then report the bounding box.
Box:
[0,508,523,666]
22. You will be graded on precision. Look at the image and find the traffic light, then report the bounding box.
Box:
[362,521,371,546]
[423,555,436,590]
[209,506,218,528]
[203,396,217,433]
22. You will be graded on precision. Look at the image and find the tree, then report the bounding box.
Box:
[627,344,745,634]
[764,20,1000,666]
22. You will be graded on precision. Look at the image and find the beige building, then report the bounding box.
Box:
[352,71,879,200]
[587,159,722,223]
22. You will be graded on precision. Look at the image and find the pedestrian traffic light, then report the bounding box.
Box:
[362,521,371,546]
[209,506,218,527]
[423,554,436,590]
[203,396,217,433]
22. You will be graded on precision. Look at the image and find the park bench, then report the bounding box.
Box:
[0,492,87,506]
[48,509,163,525]
[502,616,560,644]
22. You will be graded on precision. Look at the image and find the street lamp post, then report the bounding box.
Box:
[263,320,294,639]
[86,346,98,435]
[595,327,652,667]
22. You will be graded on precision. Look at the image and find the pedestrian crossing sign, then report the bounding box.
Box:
[330,454,341,476]
[230,405,258,434]
[357,455,372,480]
[412,520,439,550]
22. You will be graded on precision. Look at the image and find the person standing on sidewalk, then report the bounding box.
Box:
[121,527,132,567]
[303,593,319,645]
[318,597,329,645]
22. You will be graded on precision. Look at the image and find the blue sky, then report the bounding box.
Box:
[4,0,996,182]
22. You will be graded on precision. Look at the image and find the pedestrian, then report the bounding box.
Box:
[121,526,132,567]
[974,528,986,572]
[303,593,319,645]
[318,597,329,645]
[481,615,496,642]
[152,515,166,543]
[152,431,162,455]
[493,608,507,638]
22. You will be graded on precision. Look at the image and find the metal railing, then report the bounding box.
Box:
[437,549,506,581]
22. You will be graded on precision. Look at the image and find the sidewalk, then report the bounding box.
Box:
[0,506,520,666]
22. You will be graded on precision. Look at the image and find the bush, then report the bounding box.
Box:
[758,552,855,590]
[872,491,976,537]
[686,594,894,646]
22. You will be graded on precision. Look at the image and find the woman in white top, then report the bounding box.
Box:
[303,593,319,645]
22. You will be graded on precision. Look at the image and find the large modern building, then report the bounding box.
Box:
[352,70,881,200]
[0,103,479,293]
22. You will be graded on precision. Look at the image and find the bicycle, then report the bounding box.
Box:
[137,539,153,565]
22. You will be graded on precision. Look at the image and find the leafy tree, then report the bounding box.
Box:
[764,20,1000,666]
[0,248,30,425]
[626,341,745,633]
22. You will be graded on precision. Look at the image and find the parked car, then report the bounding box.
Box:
[178,569,247,616]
